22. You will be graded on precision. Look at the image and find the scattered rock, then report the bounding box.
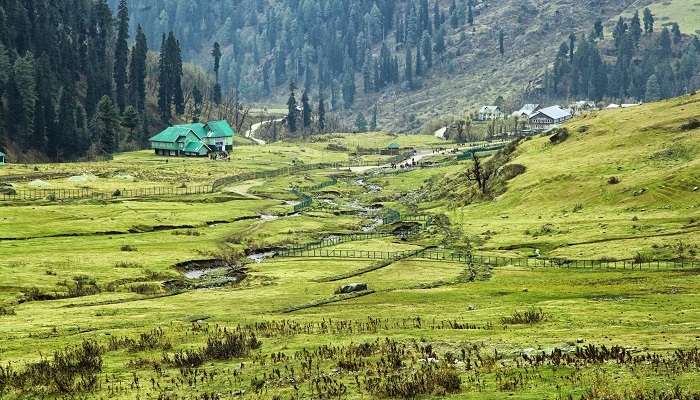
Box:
[67,174,97,183]
[576,338,585,344]
[522,288,529,292]
[693,186,699,192]
[467,304,478,311]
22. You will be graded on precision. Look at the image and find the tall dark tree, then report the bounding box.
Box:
[301,89,311,130]
[630,11,642,47]
[7,54,36,148]
[93,95,119,154]
[114,0,130,113]
[286,81,298,133]
[643,8,654,34]
[158,32,185,123]
[499,30,505,56]
[128,25,148,113]
[317,94,325,131]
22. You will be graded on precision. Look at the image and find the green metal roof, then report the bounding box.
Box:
[387,143,400,149]
[0,151,5,157]
[183,141,209,153]
[149,126,194,143]
[206,120,235,138]
[180,123,207,139]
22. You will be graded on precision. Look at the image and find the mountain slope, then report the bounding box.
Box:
[444,93,700,260]
[117,0,643,131]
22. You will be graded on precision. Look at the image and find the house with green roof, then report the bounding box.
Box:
[381,142,401,155]
[0,151,6,165]
[148,120,235,157]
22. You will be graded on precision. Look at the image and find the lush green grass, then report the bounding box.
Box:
[624,0,700,34]
[1,110,700,399]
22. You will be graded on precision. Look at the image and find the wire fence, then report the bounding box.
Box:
[276,247,700,270]
[0,185,214,202]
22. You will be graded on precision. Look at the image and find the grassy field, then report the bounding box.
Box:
[0,112,699,400]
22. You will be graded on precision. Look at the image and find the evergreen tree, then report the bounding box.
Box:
[317,94,325,131]
[370,104,378,131]
[658,27,672,58]
[301,89,312,130]
[613,17,627,50]
[122,105,139,142]
[499,30,505,56]
[114,0,130,113]
[286,81,298,133]
[355,112,367,132]
[212,42,222,84]
[158,32,185,122]
[644,74,661,101]
[342,72,355,109]
[593,19,604,40]
[405,45,414,86]
[568,33,576,62]
[55,85,78,160]
[467,3,473,26]
[93,95,119,154]
[643,8,654,34]
[671,23,682,44]
[630,11,642,47]
[128,25,148,113]
[422,32,433,68]
[434,26,446,57]
[7,53,36,148]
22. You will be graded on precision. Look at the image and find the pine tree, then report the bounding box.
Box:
[128,25,148,113]
[434,26,446,57]
[370,105,378,131]
[7,53,36,148]
[568,33,576,62]
[342,72,355,109]
[658,27,672,58]
[355,112,367,132]
[467,3,473,26]
[499,30,505,56]
[593,19,604,40]
[422,32,433,68]
[644,74,661,101]
[643,8,654,34]
[55,85,77,160]
[114,0,130,113]
[630,11,642,47]
[287,81,298,133]
[94,95,119,154]
[301,90,312,130]
[122,105,139,142]
[317,94,326,131]
[671,23,682,44]
[405,46,414,86]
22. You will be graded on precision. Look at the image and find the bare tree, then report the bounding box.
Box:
[466,154,494,195]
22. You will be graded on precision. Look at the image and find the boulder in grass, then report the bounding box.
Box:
[336,283,368,294]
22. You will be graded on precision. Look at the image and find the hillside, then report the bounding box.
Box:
[428,93,700,260]
[115,0,648,132]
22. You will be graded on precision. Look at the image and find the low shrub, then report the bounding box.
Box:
[608,176,621,185]
[0,305,16,316]
[128,283,162,295]
[501,307,548,325]
[549,128,569,145]
[120,244,137,252]
[680,118,700,131]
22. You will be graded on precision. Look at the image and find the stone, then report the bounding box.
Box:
[338,283,368,294]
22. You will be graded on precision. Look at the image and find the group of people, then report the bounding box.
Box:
[390,158,421,170]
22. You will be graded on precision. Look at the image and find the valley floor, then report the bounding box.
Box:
[0,122,699,399]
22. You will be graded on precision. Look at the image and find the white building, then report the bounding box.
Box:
[477,106,504,121]
[528,106,572,129]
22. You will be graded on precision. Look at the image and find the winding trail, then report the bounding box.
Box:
[245,118,284,145]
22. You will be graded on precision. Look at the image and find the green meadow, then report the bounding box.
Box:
[1,100,700,400]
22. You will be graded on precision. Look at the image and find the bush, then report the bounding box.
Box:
[608,176,621,184]
[0,305,16,316]
[501,307,548,325]
[549,128,569,145]
[112,189,121,197]
[680,118,700,131]
[120,244,137,252]
[129,283,162,295]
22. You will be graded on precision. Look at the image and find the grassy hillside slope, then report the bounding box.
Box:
[447,94,700,259]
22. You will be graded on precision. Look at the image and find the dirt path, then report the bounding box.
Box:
[349,149,445,173]
[245,119,284,145]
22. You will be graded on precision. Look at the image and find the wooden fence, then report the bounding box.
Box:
[276,247,700,271]
[0,185,213,202]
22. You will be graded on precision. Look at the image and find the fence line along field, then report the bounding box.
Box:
[1,109,700,400]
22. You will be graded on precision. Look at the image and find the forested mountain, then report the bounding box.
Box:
[112,0,693,132]
[2,0,699,160]
[0,0,213,162]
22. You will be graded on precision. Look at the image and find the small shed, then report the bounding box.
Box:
[0,151,5,165]
[382,143,401,155]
